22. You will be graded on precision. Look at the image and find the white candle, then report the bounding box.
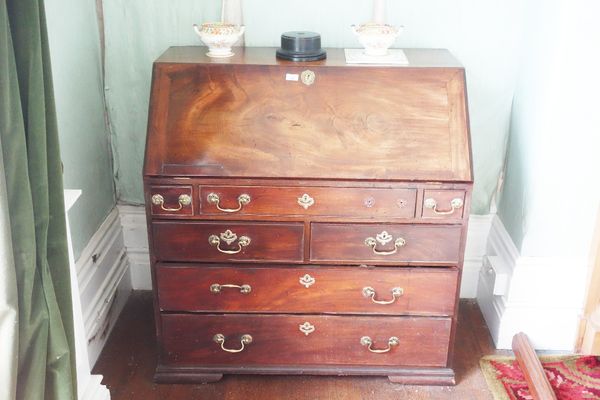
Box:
[221,0,244,46]
[372,0,385,24]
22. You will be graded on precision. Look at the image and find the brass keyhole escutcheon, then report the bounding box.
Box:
[301,70,315,86]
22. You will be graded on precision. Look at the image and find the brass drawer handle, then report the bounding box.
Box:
[210,283,251,294]
[364,231,406,256]
[360,336,399,353]
[151,193,191,212]
[207,192,251,213]
[362,287,403,305]
[213,333,253,353]
[424,197,463,216]
[208,229,251,254]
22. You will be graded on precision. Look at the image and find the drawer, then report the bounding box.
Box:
[161,314,451,368]
[152,221,304,262]
[421,190,466,219]
[148,185,193,216]
[200,186,417,218]
[156,265,459,316]
[310,223,461,265]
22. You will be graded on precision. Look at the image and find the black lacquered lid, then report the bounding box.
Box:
[276,31,327,61]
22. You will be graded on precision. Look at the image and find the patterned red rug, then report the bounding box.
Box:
[480,355,600,399]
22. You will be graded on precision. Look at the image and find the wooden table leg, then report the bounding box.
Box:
[512,332,557,400]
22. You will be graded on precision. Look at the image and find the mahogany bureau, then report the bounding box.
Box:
[143,46,473,385]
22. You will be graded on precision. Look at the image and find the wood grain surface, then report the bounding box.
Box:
[160,313,452,368]
[199,186,418,219]
[156,265,459,316]
[144,177,472,223]
[144,50,471,182]
[93,293,505,399]
[310,223,462,265]
[512,332,557,400]
[142,47,474,385]
[152,221,304,262]
[154,47,465,68]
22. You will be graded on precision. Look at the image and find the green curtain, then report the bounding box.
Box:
[0,0,77,398]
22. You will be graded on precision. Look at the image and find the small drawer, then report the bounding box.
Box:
[156,265,459,316]
[149,185,193,216]
[421,190,466,219]
[200,186,417,219]
[161,314,451,368]
[310,223,461,265]
[152,221,304,262]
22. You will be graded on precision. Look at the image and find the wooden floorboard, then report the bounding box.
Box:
[93,291,504,399]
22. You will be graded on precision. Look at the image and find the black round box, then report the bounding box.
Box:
[276,31,327,61]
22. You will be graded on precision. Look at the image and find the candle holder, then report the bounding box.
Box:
[193,22,245,58]
[351,23,402,57]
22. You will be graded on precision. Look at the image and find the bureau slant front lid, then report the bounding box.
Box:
[144,47,472,182]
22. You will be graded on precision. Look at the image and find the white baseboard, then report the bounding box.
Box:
[462,257,485,298]
[117,204,493,298]
[65,190,112,400]
[76,207,132,367]
[127,250,152,290]
[461,214,494,297]
[80,374,111,400]
[118,205,150,290]
[477,215,587,350]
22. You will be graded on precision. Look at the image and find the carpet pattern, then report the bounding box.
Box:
[480,355,600,399]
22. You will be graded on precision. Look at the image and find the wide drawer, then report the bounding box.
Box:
[200,186,417,218]
[310,223,462,265]
[161,314,451,367]
[156,265,459,316]
[152,221,304,262]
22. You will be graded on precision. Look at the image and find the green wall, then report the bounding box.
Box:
[497,0,600,256]
[103,0,524,215]
[45,0,116,259]
[40,0,600,266]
